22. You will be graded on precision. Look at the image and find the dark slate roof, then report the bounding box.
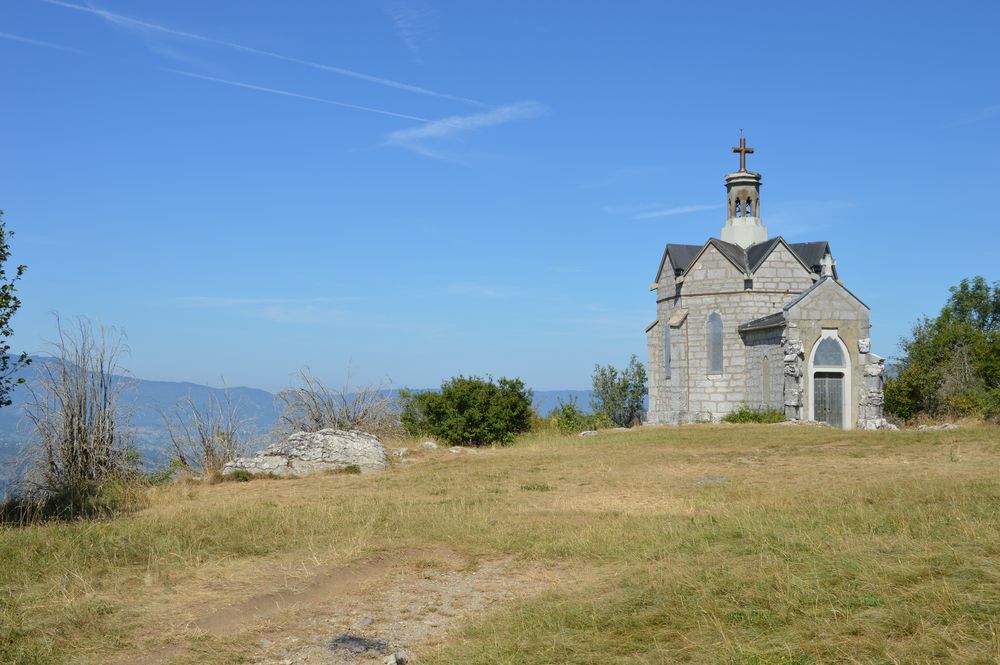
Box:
[782,275,869,311]
[787,241,831,273]
[709,238,750,272]
[663,244,701,276]
[738,311,786,332]
[662,237,830,277]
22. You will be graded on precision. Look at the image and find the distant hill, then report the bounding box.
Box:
[0,359,594,491]
[0,358,280,461]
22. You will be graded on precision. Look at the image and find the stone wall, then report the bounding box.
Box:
[752,244,815,293]
[648,244,814,423]
[741,326,785,410]
[645,320,662,417]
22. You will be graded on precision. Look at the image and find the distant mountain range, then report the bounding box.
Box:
[0,358,593,491]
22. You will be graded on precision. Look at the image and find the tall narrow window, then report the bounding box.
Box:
[664,324,671,380]
[708,312,723,375]
[762,356,771,404]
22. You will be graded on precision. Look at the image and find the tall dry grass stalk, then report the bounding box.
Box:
[274,368,401,439]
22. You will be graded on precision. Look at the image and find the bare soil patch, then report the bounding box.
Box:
[118,548,571,665]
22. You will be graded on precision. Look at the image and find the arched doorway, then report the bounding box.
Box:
[808,332,851,429]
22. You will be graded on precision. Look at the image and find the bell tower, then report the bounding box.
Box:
[720,134,768,248]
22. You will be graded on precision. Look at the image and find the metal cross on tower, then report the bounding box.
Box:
[732,134,754,172]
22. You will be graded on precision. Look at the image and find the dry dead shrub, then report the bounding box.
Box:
[161,388,250,478]
[14,317,140,520]
[274,369,401,440]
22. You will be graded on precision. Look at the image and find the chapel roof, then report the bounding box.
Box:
[659,237,831,279]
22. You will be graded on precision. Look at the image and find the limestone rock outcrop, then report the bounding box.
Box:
[223,429,388,477]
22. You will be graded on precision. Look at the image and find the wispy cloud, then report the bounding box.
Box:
[385,2,434,61]
[547,265,584,274]
[0,30,86,54]
[255,305,347,325]
[175,296,352,308]
[765,199,855,237]
[947,103,1000,128]
[446,282,519,299]
[601,202,664,216]
[385,101,547,158]
[579,166,667,190]
[164,69,435,123]
[174,296,357,325]
[40,0,482,106]
[633,204,723,220]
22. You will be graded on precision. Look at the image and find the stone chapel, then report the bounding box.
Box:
[645,138,889,429]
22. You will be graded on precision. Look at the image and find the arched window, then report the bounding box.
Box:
[745,198,753,216]
[814,337,845,367]
[664,324,671,380]
[707,312,723,375]
[734,199,742,218]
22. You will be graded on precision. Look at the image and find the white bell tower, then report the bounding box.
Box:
[720,134,768,248]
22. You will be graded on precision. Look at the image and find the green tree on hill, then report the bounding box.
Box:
[885,276,1000,420]
[0,210,29,407]
[591,354,647,427]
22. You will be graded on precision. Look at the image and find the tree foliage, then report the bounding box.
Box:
[590,354,648,427]
[399,375,534,446]
[885,276,1000,420]
[0,210,28,407]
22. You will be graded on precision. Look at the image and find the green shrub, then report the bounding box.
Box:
[338,464,361,475]
[722,405,786,424]
[399,376,534,446]
[229,469,252,482]
[146,466,177,486]
[547,397,611,434]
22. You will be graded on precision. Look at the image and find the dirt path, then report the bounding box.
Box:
[120,549,570,665]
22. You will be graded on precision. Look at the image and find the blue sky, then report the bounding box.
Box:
[1,1,998,392]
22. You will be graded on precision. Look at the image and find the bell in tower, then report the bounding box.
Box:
[720,134,768,248]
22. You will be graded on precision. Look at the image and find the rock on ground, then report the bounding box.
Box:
[917,423,960,431]
[224,429,388,477]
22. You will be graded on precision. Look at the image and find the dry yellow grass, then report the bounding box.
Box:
[2,424,999,664]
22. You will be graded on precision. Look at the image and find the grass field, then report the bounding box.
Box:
[2,424,999,664]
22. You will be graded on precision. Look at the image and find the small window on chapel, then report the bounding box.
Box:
[744,279,753,290]
[707,312,723,375]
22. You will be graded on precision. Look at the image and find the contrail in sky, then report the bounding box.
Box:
[39,0,483,106]
[0,30,86,53]
[163,69,437,123]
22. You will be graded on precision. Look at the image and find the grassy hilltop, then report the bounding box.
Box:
[3,424,999,664]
